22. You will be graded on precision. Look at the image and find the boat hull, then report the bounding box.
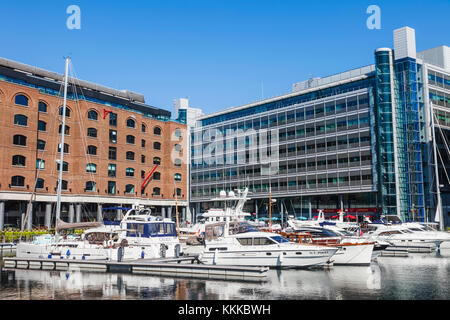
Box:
[328,243,375,265]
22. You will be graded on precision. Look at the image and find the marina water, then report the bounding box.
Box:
[1,249,449,300]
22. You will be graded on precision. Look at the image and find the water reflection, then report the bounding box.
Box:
[1,250,449,300]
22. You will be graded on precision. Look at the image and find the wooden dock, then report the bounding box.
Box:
[2,256,269,281]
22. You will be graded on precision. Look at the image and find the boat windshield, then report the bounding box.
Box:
[229,222,258,235]
[270,236,289,243]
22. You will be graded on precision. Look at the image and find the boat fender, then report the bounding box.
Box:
[66,249,71,257]
[160,244,167,258]
[141,249,145,259]
[48,254,52,259]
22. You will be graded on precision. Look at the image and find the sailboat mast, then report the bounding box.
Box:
[55,57,70,224]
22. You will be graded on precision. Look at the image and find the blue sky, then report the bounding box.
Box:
[0,0,449,116]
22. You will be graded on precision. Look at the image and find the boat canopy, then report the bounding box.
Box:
[55,218,103,231]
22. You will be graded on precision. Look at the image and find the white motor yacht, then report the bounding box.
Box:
[200,221,337,268]
[16,205,182,261]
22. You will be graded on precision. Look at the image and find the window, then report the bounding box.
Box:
[87,145,97,155]
[253,237,275,245]
[14,114,28,126]
[109,130,117,143]
[153,142,161,150]
[126,135,135,144]
[36,159,45,170]
[38,102,47,113]
[174,158,182,167]
[58,180,68,191]
[86,163,97,173]
[87,110,98,120]
[154,127,162,135]
[11,175,25,187]
[13,134,27,146]
[125,184,135,194]
[141,155,146,164]
[176,188,182,197]
[12,155,26,167]
[174,173,182,182]
[57,143,69,154]
[174,129,182,139]
[59,106,71,118]
[109,112,117,126]
[85,181,96,192]
[35,178,44,190]
[153,157,161,165]
[174,144,182,152]
[126,118,135,128]
[37,139,45,150]
[141,124,146,133]
[108,181,116,194]
[126,151,135,161]
[57,161,69,172]
[153,172,161,180]
[38,120,47,132]
[152,187,160,195]
[58,125,70,135]
[141,139,146,148]
[15,94,29,106]
[109,147,117,160]
[108,164,116,177]
[87,128,98,138]
[126,168,135,177]
[237,238,252,246]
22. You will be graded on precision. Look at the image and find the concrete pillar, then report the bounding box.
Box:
[196,203,201,221]
[0,201,5,231]
[26,202,33,230]
[191,206,195,223]
[339,195,344,212]
[76,204,82,223]
[254,199,258,221]
[68,204,74,223]
[162,207,166,219]
[45,203,52,229]
[97,204,103,222]
[116,208,122,221]
[182,207,186,223]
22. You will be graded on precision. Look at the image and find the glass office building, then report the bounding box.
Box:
[190,27,450,227]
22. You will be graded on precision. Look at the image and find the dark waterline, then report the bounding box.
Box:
[1,250,449,300]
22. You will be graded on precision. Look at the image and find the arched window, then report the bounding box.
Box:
[59,106,71,118]
[87,128,98,138]
[35,178,44,190]
[174,128,182,139]
[174,158,182,167]
[86,163,97,173]
[125,184,135,194]
[176,188,182,197]
[174,144,182,152]
[57,143,69,154]
[12,155,26,167]
[13,134,27,146]
[126,167,135,177]
[153,172,161,180]
[36,159,45,170]
[126,135,135,144]
[174,173,182,181]
[58,180,68,190]
[57,161,69,172]
[14,94,29,106]
[85,181,96,192]
[153,142,161,150]
[126,151,135,161]
[153,157,161,165]
[58,124,70,135]
[141,123,146,133]
[14,114,28,126]
[87,110,98,120]
[37,139,46,150]
[38,101,47,113]
[126,118,135,128]
[141,139,146,148]
[87,145,97,155]
[141,155,146,164]
[152,187,161,196]
[11,175,25,187]
[38,120,47,132]
[153,126,162,135]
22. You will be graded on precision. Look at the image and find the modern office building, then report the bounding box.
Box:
[0,58,188,230]
[190,26,450,228]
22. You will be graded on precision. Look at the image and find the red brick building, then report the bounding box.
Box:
[0,57,188,230]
